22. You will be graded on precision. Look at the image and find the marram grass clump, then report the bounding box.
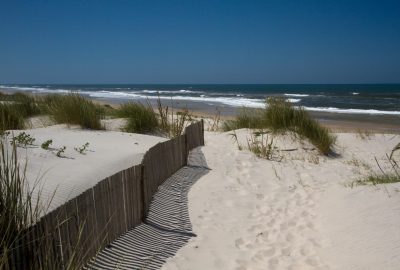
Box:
[0,103,26,131]
[116,101,159,133]
[0,139,42,268]
[43,93,103,130]
[0,92,42,131]
[224,98,336,155]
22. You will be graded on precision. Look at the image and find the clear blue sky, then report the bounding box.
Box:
[1,0,399,84]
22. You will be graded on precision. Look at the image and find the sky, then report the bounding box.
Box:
[0,0,399,84]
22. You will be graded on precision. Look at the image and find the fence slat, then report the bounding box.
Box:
[8,121,204,269]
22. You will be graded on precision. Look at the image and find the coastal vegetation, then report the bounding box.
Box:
[0,140,42,269]
[42,93,104,130]
[353,145,400,186]
[224,97,336,155]
[156,98,191,138]
[0,92,193,140]
[0,138,89,269]
[247,131,282,161]
[0,103,26,131]
[115,101,159,133]
[0,92,41,131]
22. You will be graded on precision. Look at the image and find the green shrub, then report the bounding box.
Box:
[43,94,103,130]
[116,101,158,133]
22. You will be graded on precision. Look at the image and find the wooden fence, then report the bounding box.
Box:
[8,120,204,270]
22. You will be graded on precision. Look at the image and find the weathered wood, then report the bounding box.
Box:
[8,121,204,269]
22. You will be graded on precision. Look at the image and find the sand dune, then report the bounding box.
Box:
[8,124,166,213]
[162,130,400,270]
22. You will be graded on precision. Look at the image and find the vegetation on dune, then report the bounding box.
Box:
[116,101,159,133]
[0,104,26,131]
[350,144,400,187]
[0,92,42,131]
[156,97,191,138]
[0,137,88,269]
[42,93,104,130]
[0,140,42,268]
[223,108,265,131]
[224,97,336,155]
[352,155,400,186]
[0,92,41,118]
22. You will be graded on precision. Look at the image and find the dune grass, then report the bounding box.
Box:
[352,155,400,186]
[0,137,89,269]
[0,92,41,118]
[0,104,26,131]
[42,93,104,130]
[0,92,42,132]
[224,98,335,155]
[223,108,265,131]
[351,141,400,187]
[116,101,159,133]
[0,139,42,268]
[156,97,191,138]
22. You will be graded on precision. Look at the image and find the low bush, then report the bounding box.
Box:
[43,94,103,130]
[116,101,158,133]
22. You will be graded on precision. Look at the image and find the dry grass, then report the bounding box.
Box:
[156,97,191,138]
[352,155,400,187]
[247,131,282,161]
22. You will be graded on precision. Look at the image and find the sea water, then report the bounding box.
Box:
[1,84,399,115]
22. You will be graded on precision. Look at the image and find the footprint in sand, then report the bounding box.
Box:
[235,238,255,251]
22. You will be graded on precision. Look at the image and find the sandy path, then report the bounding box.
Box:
[162,130,400,270]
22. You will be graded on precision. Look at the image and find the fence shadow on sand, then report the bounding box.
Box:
[84,147,210,270]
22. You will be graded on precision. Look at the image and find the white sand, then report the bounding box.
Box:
[8,125,166,213]
[162,129,400,270]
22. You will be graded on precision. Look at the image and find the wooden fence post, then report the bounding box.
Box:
[201,119,205,145]
[140,164,146,222]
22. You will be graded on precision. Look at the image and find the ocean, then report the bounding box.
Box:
[1,84,399,116]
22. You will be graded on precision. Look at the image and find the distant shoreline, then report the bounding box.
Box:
[93,98,400,134]
[1,88,399,133]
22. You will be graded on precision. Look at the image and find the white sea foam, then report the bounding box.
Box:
[284,93,309,97]
[88,90,265,108]
[352,92,360,95]
[1,85,398,115]
[303,106,400,115]
[286,98,301,103]
[0,85,72,93]
[141,89,194,94]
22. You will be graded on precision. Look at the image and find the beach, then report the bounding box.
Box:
[2,1,400,268]
[162,129,400,270]
[1,90,400,269]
